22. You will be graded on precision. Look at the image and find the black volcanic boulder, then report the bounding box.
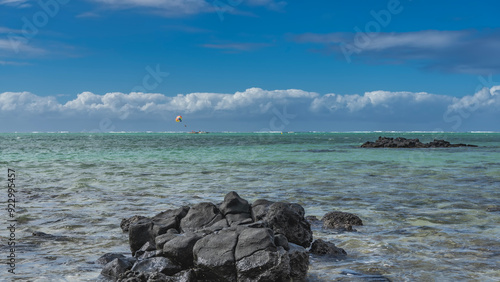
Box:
[220,191,253,225]
[263,202,313,248]
[99,192,314,281]
[220,191,251,215]
[162,232,201,268]
[236,246,290,281]
[127,206,190,256]
[235,228,277,261]
[151,206,190,234]
[310,239,347,257]
[131,257,182,276]
[120,215,148,233]
[128,218,155,256]
[101,257,133,279]
[251,199,274,221]
[235,228,291,281]
[193,229,239,281]
[322,211,363,231]
[361,136,477,148]
[288,243,309,281]
[180,202,224,232]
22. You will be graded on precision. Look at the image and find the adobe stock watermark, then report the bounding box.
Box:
[212,0,243,21]
[8,0,71,53]
[131,64,170,93]
[442,74,499,131]
[82,64,170,133]
[340,0,405,63]
[397,74,499,178]
[225,105,296,184]
[261,106,296,132]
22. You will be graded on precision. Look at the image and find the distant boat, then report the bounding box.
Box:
[189,131,209,134]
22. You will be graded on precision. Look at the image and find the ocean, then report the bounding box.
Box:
[1,132,499,281]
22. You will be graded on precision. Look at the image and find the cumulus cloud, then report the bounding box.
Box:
[0,91,61,113]
[448,86,500,112]
[1,87,500,132]
[292,29,500,75]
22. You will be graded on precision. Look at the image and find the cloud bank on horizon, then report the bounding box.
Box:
[2,86,499,132]
[2,1,500,133]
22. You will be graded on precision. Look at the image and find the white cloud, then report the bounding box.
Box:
[0,0,31,8]
[1,87,500,131]
[293,29,500,75]
[448,87,500,112]
[246,0,286,11]
[0,91,60,113]
[88,0,212,16]
[202,42,272,52]
[0,38,47,57]
[88,0,287,16]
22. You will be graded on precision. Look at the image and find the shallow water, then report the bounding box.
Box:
[1,132,499,281]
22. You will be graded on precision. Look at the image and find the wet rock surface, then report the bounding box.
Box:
[361,136,478,148]
[100,191,363,281]
[310,239,347,257]
[322,211,363,231]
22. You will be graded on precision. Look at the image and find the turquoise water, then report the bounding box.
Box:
[1,132,499,281]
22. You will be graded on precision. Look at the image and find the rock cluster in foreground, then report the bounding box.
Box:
[361,136,478,148]
[97,192,361,281]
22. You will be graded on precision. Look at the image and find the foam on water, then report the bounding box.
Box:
[0,132,499,281]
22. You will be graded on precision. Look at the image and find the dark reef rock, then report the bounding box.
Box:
[264,202,313,248]
[163,232,201,268]
[101,258,133,278]
[99,192,325,281]
[193,228,239,281]
[128,218,156,256]
[131,257,181,276]
[361,136,478,148]
[486,206,500,212]
[179,202,223,232]
[310,239,347,257]
[121,215,148,233]
[96,253,128,266]
[322,211,363,231]
[288,243,309,281]
[251,199,274,221]
[219,191,251,215]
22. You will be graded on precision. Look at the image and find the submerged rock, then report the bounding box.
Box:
[310,239,347,257]
[486,206,500,212]
[322,211,363,231]
[361,136,478,148]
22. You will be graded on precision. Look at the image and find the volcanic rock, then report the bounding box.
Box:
[361,136,477,148]
[99,192,315,281]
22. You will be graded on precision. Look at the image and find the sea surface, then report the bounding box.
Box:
[1,132,499,281]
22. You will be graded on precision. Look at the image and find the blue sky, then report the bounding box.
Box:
[1,0,499,132]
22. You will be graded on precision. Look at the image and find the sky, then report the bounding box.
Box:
[1,0,499,132]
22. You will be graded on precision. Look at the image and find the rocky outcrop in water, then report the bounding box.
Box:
[98,191,323,281]
[309,239,347,258]
[322,211,363,231]
[361,136,478,148]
